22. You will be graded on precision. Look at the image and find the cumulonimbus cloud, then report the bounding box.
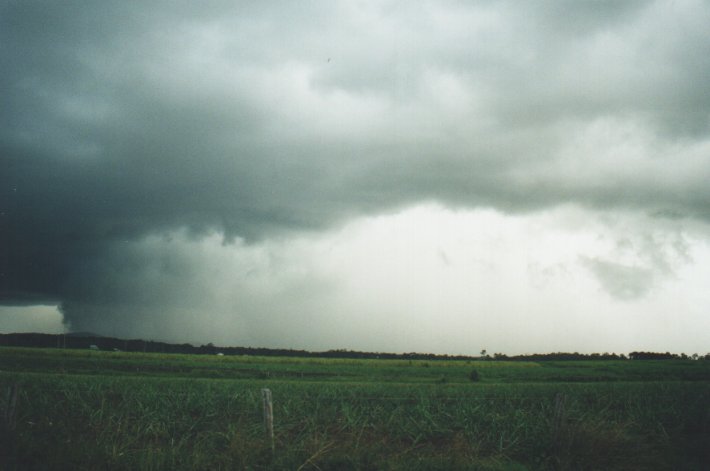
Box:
[2,1,710,346]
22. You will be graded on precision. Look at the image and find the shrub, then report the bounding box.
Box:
[469,369,480,382]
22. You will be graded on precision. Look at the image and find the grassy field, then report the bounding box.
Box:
[1,347,709,470]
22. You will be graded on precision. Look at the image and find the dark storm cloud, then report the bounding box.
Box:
[2,1,710,334]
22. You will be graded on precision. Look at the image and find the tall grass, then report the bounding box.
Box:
[1,348,709,470]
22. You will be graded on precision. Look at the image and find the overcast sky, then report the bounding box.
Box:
[2,1,710,355]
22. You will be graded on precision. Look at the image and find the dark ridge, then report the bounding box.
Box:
[0,333,706,361]
[65,331,105,338]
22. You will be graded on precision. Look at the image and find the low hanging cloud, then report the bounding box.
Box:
[582,258,655,301]
[30,205,710,355]
[2,1,710,352]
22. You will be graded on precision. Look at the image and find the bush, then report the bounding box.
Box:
[469,369,480,382]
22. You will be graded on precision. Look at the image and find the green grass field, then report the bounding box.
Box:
[1,347,709,470]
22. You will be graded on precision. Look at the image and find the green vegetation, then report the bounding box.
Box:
[1,347,709,470]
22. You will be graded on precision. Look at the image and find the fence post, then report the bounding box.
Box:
[1,384,19,468]
[552,392,567,444]
[261,388,274,452]
[2,384,18,433]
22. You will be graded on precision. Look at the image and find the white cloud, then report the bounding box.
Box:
[41,204,710,355]
[0,305,65,334]
[2,0,710,354]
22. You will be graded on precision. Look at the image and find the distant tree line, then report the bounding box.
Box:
[487,352,629,361]
[1,333,708,361]
[627,351,700,360]
[484,351,707,361]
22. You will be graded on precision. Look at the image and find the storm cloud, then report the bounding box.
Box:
[2,1,710,353]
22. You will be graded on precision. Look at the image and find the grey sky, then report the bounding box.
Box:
[2,1,709,354]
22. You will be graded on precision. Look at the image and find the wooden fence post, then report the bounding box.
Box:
[552,392,567,444]
[261,388,274,452]
[2,383,20,467]
[2,384,18,433]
